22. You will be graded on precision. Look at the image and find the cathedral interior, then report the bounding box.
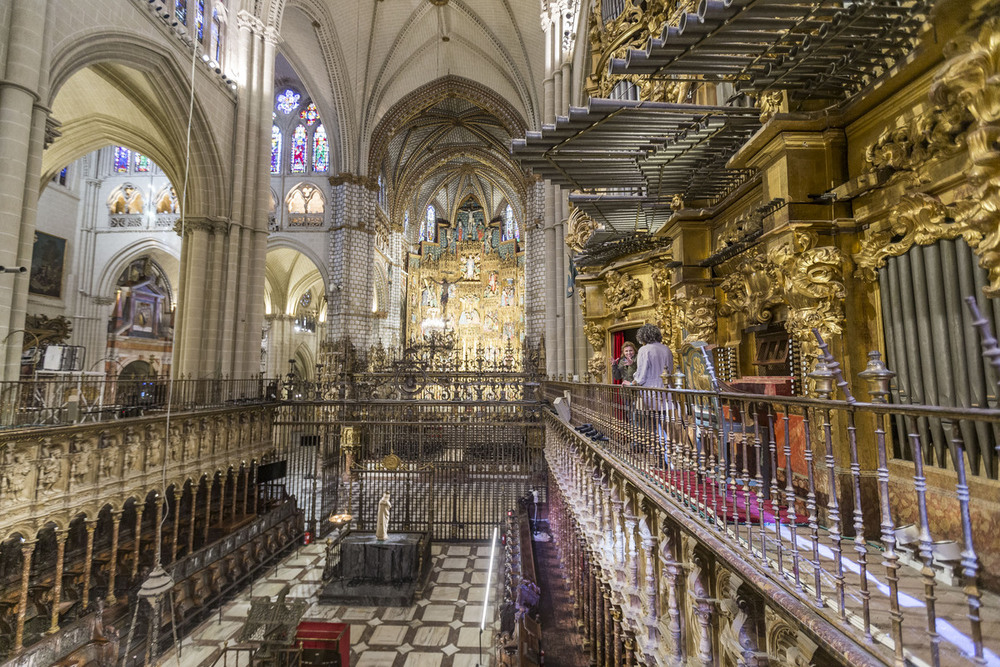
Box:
[1,0,999,665]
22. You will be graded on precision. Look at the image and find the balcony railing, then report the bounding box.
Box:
[0,376,278,428]
[542,378,1000,666]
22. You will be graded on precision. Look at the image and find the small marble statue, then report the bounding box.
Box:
[375,491,392,540]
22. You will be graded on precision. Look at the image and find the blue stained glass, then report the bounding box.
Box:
[175,0,187,25]
[425,205,436,242]
[58,167,68,186]
[270,126,281,174]
[196,0,204,41]
[300,103,320,124]
[276,89,300,115]
[504,204,519,241]
[312,124,329,172]
[290,125,307,173]
[114,146,130,173]
[211,8,222,62]
[135,153,151,173]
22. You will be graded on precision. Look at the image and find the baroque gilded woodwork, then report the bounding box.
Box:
[587,0,696,101]
[719,252,783,326]
[855,18,1000,297]
[566,207,601,254]
[584,321,606,351]
[672,288,717,347]
[863,103,972,177]
[854,193,951,281]
[757,91,785,124]
[603,270,643,320]
[721,233,845,363]
[770,232,846,363]
[650,264,676,344]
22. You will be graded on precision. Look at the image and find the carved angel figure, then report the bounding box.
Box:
[38,444,63,495]
[1,450,31,501]
[100,447,119,479]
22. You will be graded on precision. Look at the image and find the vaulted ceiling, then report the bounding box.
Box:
[276,0,546,174]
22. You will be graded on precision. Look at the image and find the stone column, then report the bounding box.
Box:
[0,0,50,380]
[607,598,622,666]
[14,539,37,653]
[624,514,639,591]
[594,571,604,666]
[171,487,182,564]
[218,475,228,524]
[204,480,214,544]
[81,521,96,612]
[153,493,164,565]
[132,506,144,581]
[231,471,239,519]
[240,466,249,516]
[250,465,258,515]
[623,632,636,666]
[641,536,659,641]
[188,487,198,555]
[48,529,68,633]
[327,178,378,347]
[106,512,122,605]
[544,195,558,376]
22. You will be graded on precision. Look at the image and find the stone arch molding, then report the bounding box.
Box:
[45,31,230,218]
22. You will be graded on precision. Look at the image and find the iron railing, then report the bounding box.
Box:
[543,374,1000,666]
[0,376,278,428]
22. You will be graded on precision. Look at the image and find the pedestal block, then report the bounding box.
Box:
[318,532,431,607]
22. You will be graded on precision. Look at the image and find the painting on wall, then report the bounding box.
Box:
[29,231,67,298]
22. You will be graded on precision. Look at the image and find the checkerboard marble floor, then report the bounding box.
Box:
[160,542,498,666]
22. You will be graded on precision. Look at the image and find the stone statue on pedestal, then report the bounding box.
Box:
[375,491,392,540]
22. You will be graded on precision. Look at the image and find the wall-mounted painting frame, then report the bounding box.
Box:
[29,231,67,298]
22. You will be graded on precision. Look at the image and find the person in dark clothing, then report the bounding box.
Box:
[612,342,638,384]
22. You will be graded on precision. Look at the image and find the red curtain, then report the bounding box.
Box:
[611,330,625,384]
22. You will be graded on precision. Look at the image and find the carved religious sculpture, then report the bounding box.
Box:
[376,491,392,540]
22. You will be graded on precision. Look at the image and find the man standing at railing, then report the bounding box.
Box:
[632,324,674,458]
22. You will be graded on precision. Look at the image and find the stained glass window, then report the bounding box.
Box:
[290,125,307,173]
[312,124,329,172]
[270,126,281,174]
[276,89,300,115]
[196,0,204,42]
[425,205,436,242]
[211,8,223,62]
[114,146,130,173]
[404,210,410,234]
[135,153,151,173]
[300,103,319,125]
[504,204,519,241]
[58,167,68,186]
[175,0,187,25]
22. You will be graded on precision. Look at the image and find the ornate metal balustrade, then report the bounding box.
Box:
[542,375,1000,666]
[0,376,276,429]
[274,339,547,542]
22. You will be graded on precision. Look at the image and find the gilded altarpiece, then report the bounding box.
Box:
[406,204,525,360]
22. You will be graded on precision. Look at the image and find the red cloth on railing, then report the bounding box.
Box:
[652,470,810,525]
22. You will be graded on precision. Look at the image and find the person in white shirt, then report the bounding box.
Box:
[631,324,674,458]
[633,324,673,388]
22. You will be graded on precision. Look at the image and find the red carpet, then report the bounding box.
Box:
[652,469,810,525]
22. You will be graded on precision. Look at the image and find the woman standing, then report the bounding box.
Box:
[613,342,638,385]
[632,324,674,455]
